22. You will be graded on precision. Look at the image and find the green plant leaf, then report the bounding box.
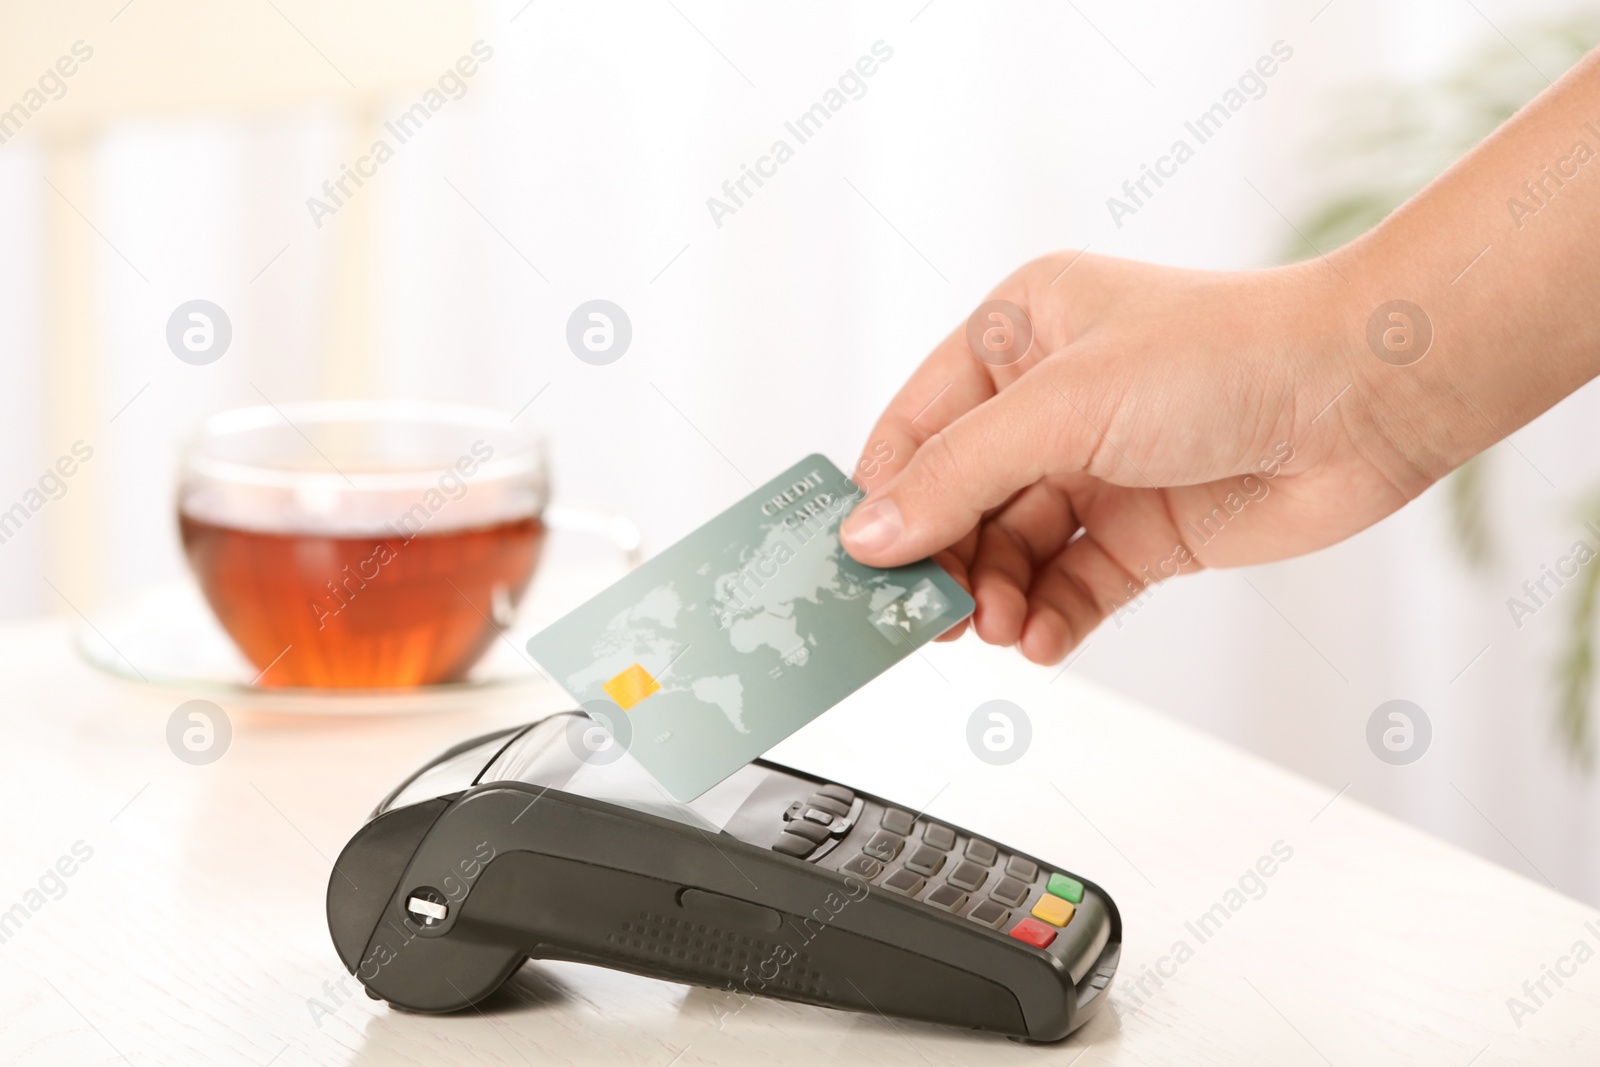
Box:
[1447,454,1495,570]
[1558,529,1600,767]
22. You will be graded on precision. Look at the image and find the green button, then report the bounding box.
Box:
[1047,873,1083,903]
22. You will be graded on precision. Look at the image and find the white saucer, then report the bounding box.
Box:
[73,525,633,715]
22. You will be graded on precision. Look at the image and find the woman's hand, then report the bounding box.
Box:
[841,48,1600,667]
[841,48,1600,666]
[841,252,1424,665]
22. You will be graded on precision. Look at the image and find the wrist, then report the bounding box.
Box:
[1227,256,1441,491]
[1310,236,1498,492]
[1324,52,1600,486]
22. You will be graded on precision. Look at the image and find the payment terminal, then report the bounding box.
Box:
[327,712,1121,1041]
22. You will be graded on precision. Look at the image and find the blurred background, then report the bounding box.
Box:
[3,0,1600,904]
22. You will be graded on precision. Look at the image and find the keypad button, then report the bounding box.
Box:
[880,808,914,835]
[840,853,883,879]
[990,876,1028,907]
[965,840,998,867]
[882,868,925,896]
[923,823,956,851]
[802,808,833,826]
[947,860,988,892]
[925,883,967,911]
[1031,894,1076,927]
[968,900,1010,929]
[817,784,855,804]
[863,831,905,862]
[1008,917,1057,949]
[785,818,831,844]
[806,795,851,817]
[1005,856,1039,882]
[772,832,814,858]
[1047,872,1084,904]
[903,845,947,877]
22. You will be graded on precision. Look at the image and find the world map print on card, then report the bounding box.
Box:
[527,455,974,800]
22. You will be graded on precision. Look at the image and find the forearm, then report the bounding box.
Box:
[1334,47,1600,487]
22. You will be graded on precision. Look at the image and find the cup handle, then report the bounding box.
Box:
[542,501,644,569]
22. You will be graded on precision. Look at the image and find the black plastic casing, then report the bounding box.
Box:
[328,735,1121,1041]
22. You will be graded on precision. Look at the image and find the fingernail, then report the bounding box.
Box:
[842,496,902,554]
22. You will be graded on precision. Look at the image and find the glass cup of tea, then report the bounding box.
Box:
[178,400,559,689]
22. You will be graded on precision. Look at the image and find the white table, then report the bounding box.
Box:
[2,614,1597,1066]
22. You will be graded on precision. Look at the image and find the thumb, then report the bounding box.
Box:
[840,373,1093,567]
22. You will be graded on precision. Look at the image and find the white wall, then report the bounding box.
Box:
[2,0,1599,903]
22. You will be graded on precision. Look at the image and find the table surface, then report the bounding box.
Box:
[2,609,1598,1067]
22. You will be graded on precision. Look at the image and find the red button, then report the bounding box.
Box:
[1008,917,1057,949]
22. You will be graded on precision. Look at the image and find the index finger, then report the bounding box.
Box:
[850,323,996,494]
[850,255,1087,493]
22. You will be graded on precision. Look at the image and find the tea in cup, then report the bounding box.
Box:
[178,401,549,688]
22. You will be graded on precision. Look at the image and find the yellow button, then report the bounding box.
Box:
[602,663,661,710]
[1031,894,1076,927]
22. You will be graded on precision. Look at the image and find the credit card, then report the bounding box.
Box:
[525,454,974,800]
